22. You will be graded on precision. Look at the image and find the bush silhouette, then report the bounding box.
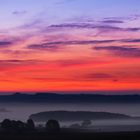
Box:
[45,120,60,132]
[11,120,25,131]
[16,120,25,129]
[1,119,12,131]
[26,119,35,130]
[1,119,26,132]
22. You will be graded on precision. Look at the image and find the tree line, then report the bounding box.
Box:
[0,119,60,133]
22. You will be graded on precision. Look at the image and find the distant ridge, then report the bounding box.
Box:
[0,92,140,103]
[30,111,131,122]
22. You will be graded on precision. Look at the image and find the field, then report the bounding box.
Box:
[0,129,140,140]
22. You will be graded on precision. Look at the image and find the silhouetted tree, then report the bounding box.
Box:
[11,120,25,132]
[1,119,12,131]
[26,119,35,130]
[45,120,60,132]
[11,120,18,130]
[16,120,25,129]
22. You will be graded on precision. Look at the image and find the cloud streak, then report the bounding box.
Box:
[49,23,140,32]
[28,44,60,51]
[27,38,140,51]
[94,46,140,57]
[0,41,12,47]
[101,20,124,24]
[86,73,114,79]
[12,10,27,15]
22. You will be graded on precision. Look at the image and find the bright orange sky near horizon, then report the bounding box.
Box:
[0,0,140,92]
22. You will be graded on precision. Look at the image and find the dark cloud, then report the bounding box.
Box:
[125,28,140,32]
[26,72,114,82]
[0,41,12,46]
[0,59,44,64]
[97,26,140,32]
[83,73,116,81]
[12,10,27,15]
[27,40,118,51]
[28,44,60,51]
[27,38,140,51]
[94,46,137,51]
[45,40,116,45]
[101,20,124,24]
[103,15,140,21]
[122,39,140,43]
[50,23,95,28]
[94,46,140,57]
[49,23,140,32]
[27,40,117,50]
[88,73,114,79]
[0,50,33,58]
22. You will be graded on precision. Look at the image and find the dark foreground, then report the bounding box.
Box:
[0,129,140,140]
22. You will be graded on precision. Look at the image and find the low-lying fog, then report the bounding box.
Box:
[0,102,140,132]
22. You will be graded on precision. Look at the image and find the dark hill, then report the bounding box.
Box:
[29,111,131,122]
[0,92,140,103]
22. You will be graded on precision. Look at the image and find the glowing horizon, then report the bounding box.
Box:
[0,0,140,92]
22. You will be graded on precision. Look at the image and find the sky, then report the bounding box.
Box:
[0,0,140,93]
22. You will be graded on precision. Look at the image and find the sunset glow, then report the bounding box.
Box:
[0,0,140,92]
